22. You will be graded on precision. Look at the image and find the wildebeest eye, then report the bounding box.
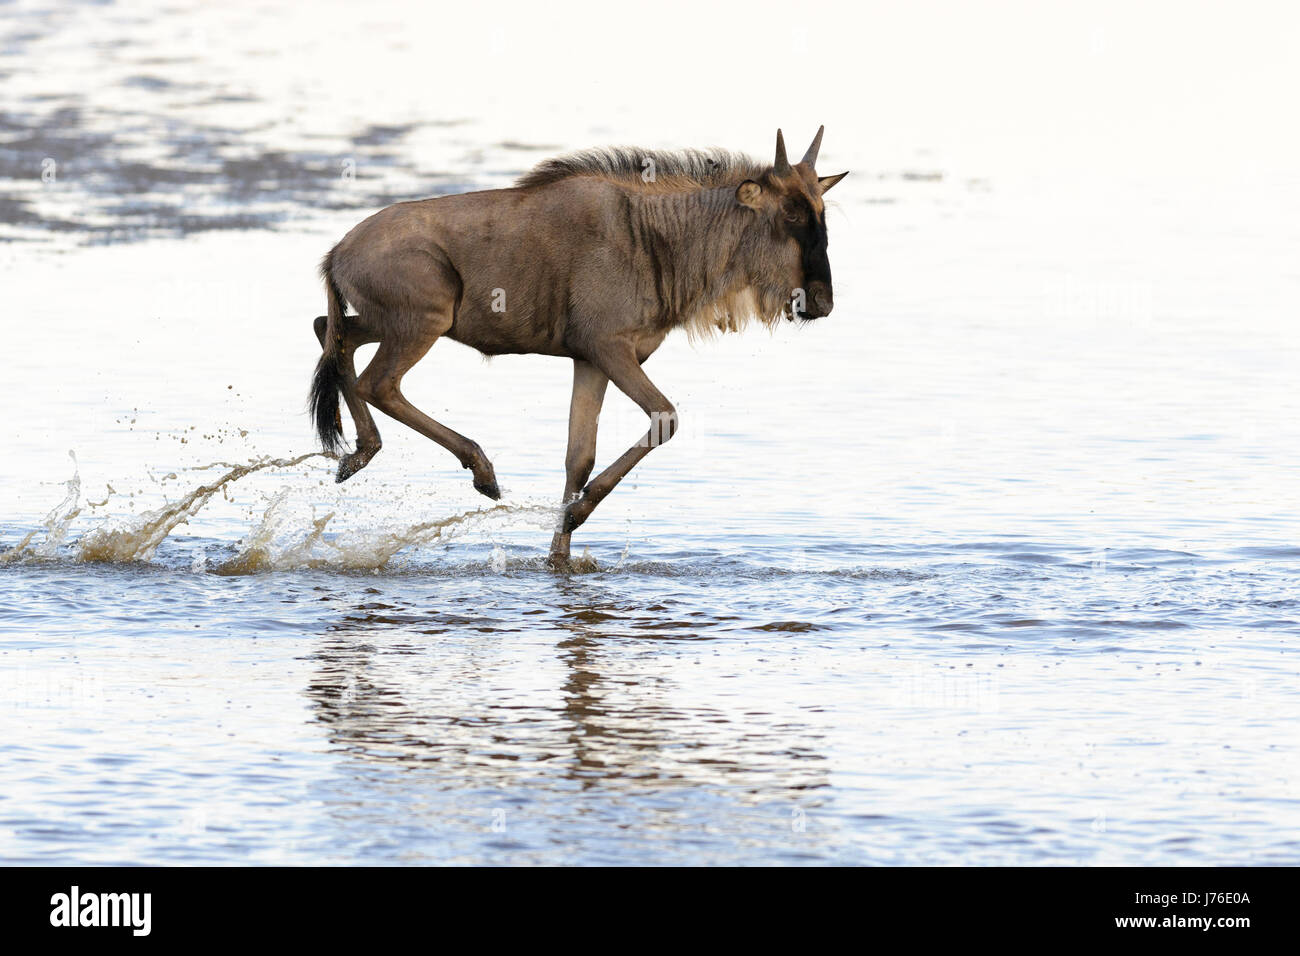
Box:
[783,206,805,224]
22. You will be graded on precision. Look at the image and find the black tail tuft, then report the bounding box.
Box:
[308,349,345,454]
[309,246,348,455]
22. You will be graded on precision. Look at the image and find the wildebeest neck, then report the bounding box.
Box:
[625,187,787,335]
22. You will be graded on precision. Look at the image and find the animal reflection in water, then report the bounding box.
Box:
[308,128,848,568]
[303,592,831,817]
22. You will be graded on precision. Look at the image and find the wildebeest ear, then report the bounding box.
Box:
[818,171,849,194]
[736,180,763,207]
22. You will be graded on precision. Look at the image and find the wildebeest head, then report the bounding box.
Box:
[735,127,848,320]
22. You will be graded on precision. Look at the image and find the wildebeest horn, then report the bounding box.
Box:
[774,129,791,175]
[802,125,824,168]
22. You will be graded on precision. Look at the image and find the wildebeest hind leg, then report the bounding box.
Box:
[313,314,384,482]
[356,310,501,500]
[313,313,383,350]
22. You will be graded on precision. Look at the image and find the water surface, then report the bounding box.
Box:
[2,0,1298,865]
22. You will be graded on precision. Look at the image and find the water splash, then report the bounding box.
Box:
[2,452,329,565]
[0,451,83,563]
[3,451,562,573]
[566,548,601,574]
[76,452,329,564]
[215,494,556,574]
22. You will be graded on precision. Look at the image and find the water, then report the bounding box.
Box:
[2,0,1299,865]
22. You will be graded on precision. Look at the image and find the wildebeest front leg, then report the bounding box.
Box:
[562,346,677,537]
[548,359,609,568]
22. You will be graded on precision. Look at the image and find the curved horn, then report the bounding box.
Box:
[774,129,791,175]
[801,125,824,168]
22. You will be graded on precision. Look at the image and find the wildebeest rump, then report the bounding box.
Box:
[309,127,848,568]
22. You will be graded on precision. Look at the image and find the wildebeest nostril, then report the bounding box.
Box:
[810,286,834,317]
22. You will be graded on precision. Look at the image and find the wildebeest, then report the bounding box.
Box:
[309,127,847,568]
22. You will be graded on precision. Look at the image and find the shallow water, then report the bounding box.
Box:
[2,0,1299,865]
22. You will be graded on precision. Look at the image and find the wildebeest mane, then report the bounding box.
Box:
[516,146,767,191]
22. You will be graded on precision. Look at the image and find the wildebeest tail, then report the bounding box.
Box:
[309,247,347,454]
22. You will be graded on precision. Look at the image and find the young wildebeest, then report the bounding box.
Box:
[309,127,848,568]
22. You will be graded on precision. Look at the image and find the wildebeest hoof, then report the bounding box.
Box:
[563,496,595,533]
[548,550,599,574]
[335,445,378,483]
[467,462,501,500]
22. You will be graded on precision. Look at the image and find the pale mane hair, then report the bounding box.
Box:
[517,146,768,193]
[518,147,790,337]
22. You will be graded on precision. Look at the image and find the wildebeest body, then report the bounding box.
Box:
[309,129,848,568]
[331,178,759,360]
